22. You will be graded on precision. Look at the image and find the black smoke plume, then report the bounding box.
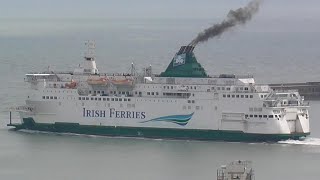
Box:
[189,0,262,46]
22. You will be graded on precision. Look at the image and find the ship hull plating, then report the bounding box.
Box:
[8,117,309,142]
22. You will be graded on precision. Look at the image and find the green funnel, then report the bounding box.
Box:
[160,46,208,78]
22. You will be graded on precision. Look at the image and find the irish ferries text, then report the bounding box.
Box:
[83,108,146,119]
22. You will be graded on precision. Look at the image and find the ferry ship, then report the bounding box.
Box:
[8,41,310,141]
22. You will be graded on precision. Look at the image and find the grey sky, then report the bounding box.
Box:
[1,0,320,19]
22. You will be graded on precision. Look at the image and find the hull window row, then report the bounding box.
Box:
[223,94,254,98]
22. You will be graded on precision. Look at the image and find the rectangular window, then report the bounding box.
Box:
[124,99,127,101]
[188,100,191,103]
[79,97,81,100]
[259,115,262,118]
[227,94,230,98]
[147,92,150,95]
[245,95,248,98]
[103,98,106,101]
[245,115,248,118]
[151,92,154,95]
[232,95,235,98]
[98,98,101,101]
[254,115,258,118]
[250,95,253,98]
[223,94,226,98]
[95,98,98,101]
[86,97,89,100]
[241,95,244,98]
[192,100,195,103]
[91,98,94,100]
[244,87,249,91]
[119,98,122,101]
[263,115,268,118]
[236,95,239,98]
[107,98,110,101]
[128,99,131,102]
[269,115,273,118]
[226,87,230,91]
[111,98,114,101]
[115,98,118,101]
[250,115,253,117]
[221,87,225,90]
[156,92,159,95]
[54,97,57,99]
[50,96,53,99]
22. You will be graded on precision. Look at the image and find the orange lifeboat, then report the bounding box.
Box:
[87,77,108,85]
[65,79,77,89]
[110,79,133,86]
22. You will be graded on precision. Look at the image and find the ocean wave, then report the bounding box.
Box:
[278,137,320,146]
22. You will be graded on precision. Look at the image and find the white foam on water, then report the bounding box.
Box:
[278,137,320,146]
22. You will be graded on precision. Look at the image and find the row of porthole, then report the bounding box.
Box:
[79,97,131,102]
[245,114,281,119]
[223,94,253,98]
[182,106,203,110]
[42,96,57,100]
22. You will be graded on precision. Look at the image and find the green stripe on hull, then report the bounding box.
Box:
[8,118,310,142]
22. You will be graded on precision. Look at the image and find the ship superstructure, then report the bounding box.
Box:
[8,41,310,141]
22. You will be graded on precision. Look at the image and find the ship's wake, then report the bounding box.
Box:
[278,137,320,146]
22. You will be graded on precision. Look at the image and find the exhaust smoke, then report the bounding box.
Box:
[189,0,262,46]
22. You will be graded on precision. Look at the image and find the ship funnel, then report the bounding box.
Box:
[159,45,207,78]
[177,45,195,55]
